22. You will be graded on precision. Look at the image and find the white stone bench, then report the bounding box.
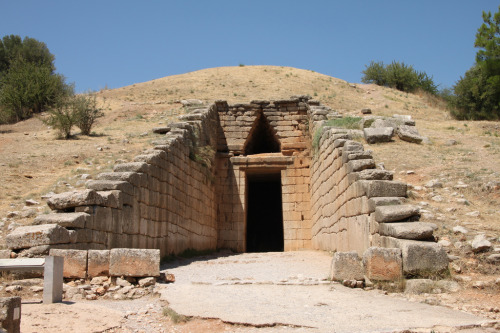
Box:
[0,256,64,304]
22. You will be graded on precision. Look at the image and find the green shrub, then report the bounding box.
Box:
[362,61,438,95]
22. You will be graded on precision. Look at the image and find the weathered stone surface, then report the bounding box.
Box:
[0,250,12,259]
[113,162,149,173]
[49,249,88,279]
[86,180,133,196]
[7,224,70,250]
[405,279,460,294]
[471,234,492,253]
[152,126,171,134]
[363,127,394,144]
[46,189,104,210]
[361,180,407,198]
[368,197,404,211]
[363,247,402,281]
[379,222,436,240]
[88,250,110,278]
[347,159,376,173]
[374,205,420,223]
[397,125,423,144]
[0,296,21,333]
[33,212,89,228]
[356,169,393,181]
[331,251,364,281]
[109,249,160,277]
[381,237,449,276]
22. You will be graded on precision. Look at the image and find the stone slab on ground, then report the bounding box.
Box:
[49,249,88,279]
[159,251,490,333]
[109,248,160,277]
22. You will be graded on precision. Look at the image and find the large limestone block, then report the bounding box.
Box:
[86,180,133,196]
[379,222,437,240]
[361,180,407,198]
[7,224,70,250]
[87,250,110,277]
[109,248,160,277]
[46,189,104,210]
[49,249,88,279]
[352,169,393,181]
[363,247,402,281]
[346,159,375,173]
[374,204,420,222]
[331,251,364,281]
[113,162,149,173]
[363,127,394,144]
[381,237,449,276]
[33,212,89,228]
[368,197,403,211]
[397,125,423,144]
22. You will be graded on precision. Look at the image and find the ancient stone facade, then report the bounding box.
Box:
[7,95,447,277]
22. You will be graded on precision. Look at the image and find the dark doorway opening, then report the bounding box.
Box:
[246,172,284,252]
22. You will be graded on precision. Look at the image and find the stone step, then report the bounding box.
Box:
[33,212,90,229]
[380,236,449,276]
[375,204,420,223]
[379,222,437,240]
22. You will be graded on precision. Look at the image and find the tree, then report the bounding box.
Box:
[73,92,105,135]
[44,92,105,139]
[450,6,500,120]
[361,61,386,86]
[0,35,68,123]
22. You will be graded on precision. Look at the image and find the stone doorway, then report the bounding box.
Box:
[246,171,284,252]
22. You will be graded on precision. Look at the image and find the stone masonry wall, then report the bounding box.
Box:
[8,104,220,256]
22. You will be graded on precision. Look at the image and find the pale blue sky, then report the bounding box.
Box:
[1,1,498,92]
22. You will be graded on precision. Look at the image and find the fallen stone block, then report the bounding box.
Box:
[109,248,160,277]
[33,212,90,229]
[47,189,104,210]
[363,247,402,281]
[49,249,88,279]
[0,296,21,333]
[397,125,423,144]
[331,251,364,281]
[356,169,393,180]
[379,222,437,240]
[7,225,70,250]
[363,127,394,144]
[88,250,110,278]
[374,205,420,223]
